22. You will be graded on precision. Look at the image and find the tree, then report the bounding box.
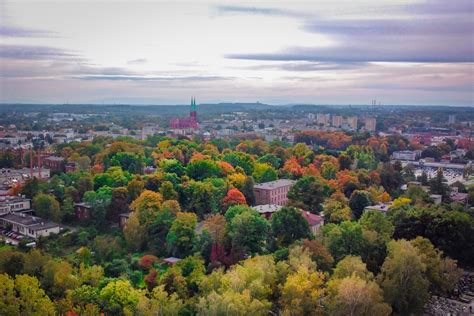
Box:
[323,199,352,223]
[167,212,198,257]
[338,152,353,170]
[222,188,247,210]
[136,285,185,315]
[279,267,326,316]
[186,159,221,180]
[302,239,334,272]
[252,162,278,183]
[130,190,163,227]
[83,187,112,227]
[229,209,269,256]
[197,289,271,316]
[241,176,256,206]
[379,239,430,315]
[0,273,56,315]
[322,221,365,261]
[109,187,130,221]
[33,193,61,222]
[410,237,463,295]
[288,176,327,213]
[359,210,394,242]
[127,179,144,201]
[99,280,141,315]
[160,181,178,200]
[124,212,145,251]
[271,207,311,247]
[327,275,391,316]
[332,256,373,281]
[321,161,338,180]
[0,273,19,315]
[184,181,219,218]
[379,162,403,195]
[348,190,371,219]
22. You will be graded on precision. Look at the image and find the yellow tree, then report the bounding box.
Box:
[130,190,163,226]
[279,267,326,316]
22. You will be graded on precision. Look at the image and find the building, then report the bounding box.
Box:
[392,150,421,161]
[42,156,65,172]
[300,211,324,234]
[169,97,199,129]
[74,203,92,220]
[364,117,377,132]
[430,194,442,205]
[448,114,456,125]
[252,204,282,219]
[364,202,393,214]
[0,168,50,189]
[332,115,343,128]
[119,212,130,229]
[346,116,358,130]
[253,179,295,206]
[0,212,60,238]
[316,114,330,126]
[0,196,31,216]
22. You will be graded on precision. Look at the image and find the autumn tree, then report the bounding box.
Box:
[222,188,247,210]
[326,275,391,316]
[124,212,145,251]
[379,239,430,315]
[130,190,163,227]
[279,267,326,316]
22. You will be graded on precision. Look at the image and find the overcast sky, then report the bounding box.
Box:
[1,0,473,105]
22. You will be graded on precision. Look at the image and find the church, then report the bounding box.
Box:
[169,97,199,129]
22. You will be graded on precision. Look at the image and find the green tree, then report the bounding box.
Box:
[348,190,371,219]
[186,159,221,180]
[160,181,178,200]
[322,221,365,261]
[229,209,269,255]
[241,176,256,206]
[271,206,311,247]
[33,193,61,222]
[124,212,145,251]
[379,239,429,315]
[288,176,327,213]
[9,274,56,316]
[252,162,278,183]
[99,280,141,315]
[167,212,198,257]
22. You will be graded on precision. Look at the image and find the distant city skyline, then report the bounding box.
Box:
[0,0,473,106]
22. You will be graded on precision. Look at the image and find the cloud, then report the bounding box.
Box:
[225,1,473,64]
[0,44,78,60]
[72,75,234,82]
[240,61,367,72]
[127,58,148,65]
[0,25,55,38]
[215,5,304,18]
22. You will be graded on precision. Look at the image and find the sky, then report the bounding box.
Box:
[0,0,473,106]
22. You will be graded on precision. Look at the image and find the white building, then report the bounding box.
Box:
[1,213,60,238]
[0,196,31,216]
[392,150,421,161]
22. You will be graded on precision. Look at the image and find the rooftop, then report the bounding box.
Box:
[1,212,59,229]
[300,211,324,226]
[252,204,283,214]
[254,179,295,190]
